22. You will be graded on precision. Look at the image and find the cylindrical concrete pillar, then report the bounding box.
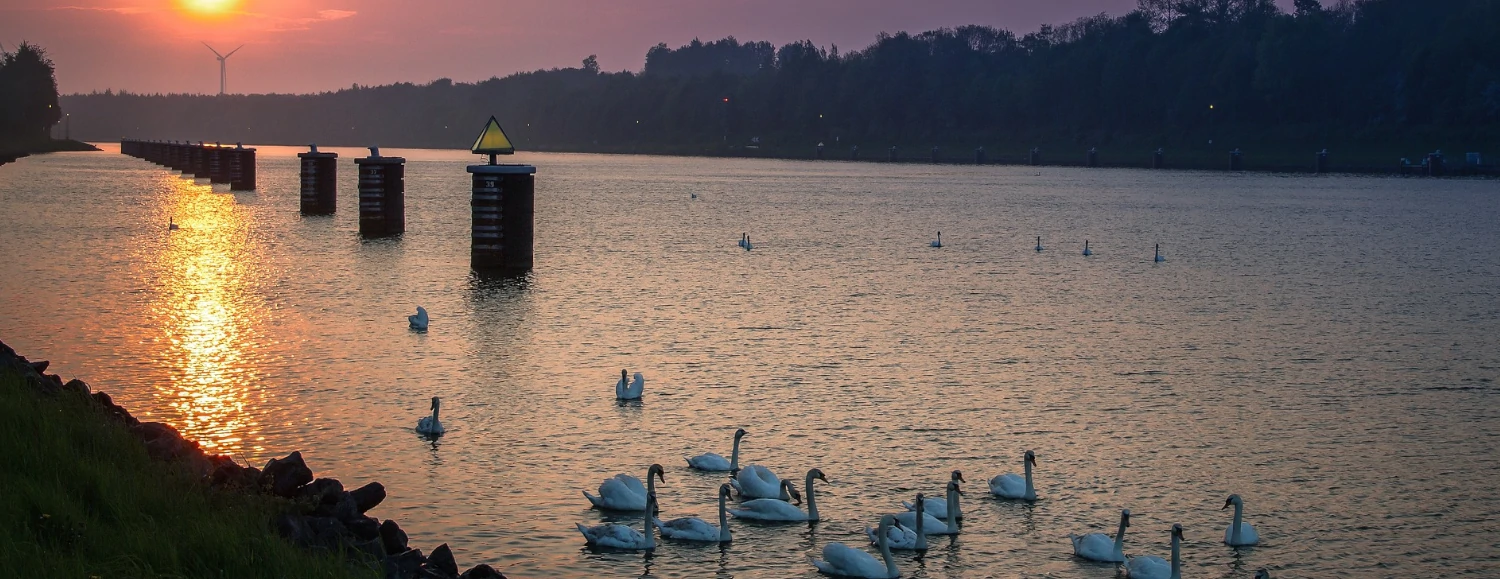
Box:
[467,163,536,271]
[1229,149,1244,171]
[1087,147,1099,168]
[356,149,405,237]
[975,147,986,165]
[888,146,897,163]
[1029,147,1041,166]
[208,145,228,183]
[931,146,940,164]
[228,144,257,190]
[1315,149,1329,174]
[299,145,339,215]
[1152,148,1165,169]
[815,143,825,160]
[191,143,210,178]
[850,145,859,160]
[1426,152,1444,177]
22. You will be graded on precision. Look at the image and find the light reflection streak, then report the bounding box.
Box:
[149,176,264,458]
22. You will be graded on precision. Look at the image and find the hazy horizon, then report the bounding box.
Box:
[5,0,1287,96]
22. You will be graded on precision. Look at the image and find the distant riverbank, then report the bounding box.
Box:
[0,139,100,166]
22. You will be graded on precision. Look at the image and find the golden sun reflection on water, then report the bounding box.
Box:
[150,177,264,458]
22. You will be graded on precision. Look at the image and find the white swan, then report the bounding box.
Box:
[738,233,747,248]
[168,217,179,231]
[655,483,732,542]
[893,479,960,535]
[408,306,428,330]
[415,396,445,435]
[1036,235,1044,251]
[731,464,791,500]
[931,232,942,248]
[1154,244,1165,262]
[1083,240,1093,256]
[1254,571,1270,579]
[583,463,664,511]
[729,469,824,522]
[1223,494,1260,546]
[686,428,747,471]
[577,492,658,550]
[1125,523,1182,579]
[744,235,753,251]
[870,493,927,550]
[1070,509,1129,562]
[903,470,965,519]
[615,369,644,400]
[813,515,899,579]
[989,450,1038,500]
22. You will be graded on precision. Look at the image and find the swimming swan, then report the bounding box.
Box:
[738,233,748,249]
[1070,509,1129,562]
[893,480,960,535]
[415,396,445,435]
[903,470,965,519]
[168,218,179,231]
[989,450,1038,501]
[615,369,644,400]
[744,235,753,251]
[731,464,792,500]
[1036,236,1044,251]
[1083,240,1093,256]
[1154,244,1165,262]
[655,483,733,542]
[408,306,428,330]
[687,428,747,471]
[871,493,927,550]
[812,515,899,578]
[583,463,664,512]
[1223,494,1260,546]
[729,469,824,522]
[1125,524,1183,579]
[931,232,943,248]
[577,492,658,550]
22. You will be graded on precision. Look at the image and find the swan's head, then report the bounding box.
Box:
[1254,570,1270,579]
[718,484,732,498]
[648,463,665,483]
[950,470,965,483]
[733,428,748,439]
[783,481,802,505]
[1024,450,1037,466]
[430,396,440,411]
[914,493,925,514]
[621,369,628,380]
[947,480,963,496]
[1121,509,1131,527]
[1223,494,1242,510]
[808,468,828,484]
[1170,524,1184,540]
[878,514,897,533]
[416,306,426,315]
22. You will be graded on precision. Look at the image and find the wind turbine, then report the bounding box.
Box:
[202,42,244,96]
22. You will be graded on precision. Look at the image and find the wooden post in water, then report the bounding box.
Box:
[467,116,534,272]
[1427,151,1444,177]
[1029,147,1041,166]
[931,146,940,164]
[888,146,897,163]
[356,147,404,236]
[850,145,859,160]
[208,144,229,184]
[815,143,824,160]
[1229,148,1244,171]
[1152,148,1165,169]
[228,143,257,190]
[190,143,210,178]
[299,145,338,215]
[975,147,985,165]
[1087,147,1099,168]
[1315,149,1329,174]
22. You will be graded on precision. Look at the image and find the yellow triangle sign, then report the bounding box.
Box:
[471,116,515,155]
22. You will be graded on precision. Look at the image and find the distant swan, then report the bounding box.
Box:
[583,463,664,512]
[931,232,942,248]
[1071,509,1129,562]
[655,483,732,542]
[872,493,927,550]
[687,428,747,471]
[1154,244,1165,262]
[615,369,644,400]
[989,450,1038,501]
[168,217,179,231]
[812,514,899,578]
[892,480,960,535]
[1223,494,1260,546]
[577,492,658,550]
[729,469,824,522]
[738,233,747,248]
[408,306,428,330]
[415,396,445,436]
[731,464,791,500]
[1125,523,1182,579]
[1036,236,1044,251]
[744,235,753,251]
[903,470,965,519]
[1083,240,1093,256]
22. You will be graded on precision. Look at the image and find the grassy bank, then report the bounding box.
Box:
[0,366,375,579]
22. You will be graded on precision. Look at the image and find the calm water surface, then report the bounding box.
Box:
[2,146,1498,578]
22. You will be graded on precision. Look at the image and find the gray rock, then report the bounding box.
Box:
[382,548,425,579]
[332,492,360,522]
[350,481,387,513]
[347,516,381,541]
[261,451,314,497]
[379,519,409,555]
[459,564,507,579]
[298,478,344,505]
[425,543,459,577]
[274,513,313,547]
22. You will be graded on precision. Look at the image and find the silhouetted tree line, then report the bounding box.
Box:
[1,42,62,145]
[62,0,1500,161]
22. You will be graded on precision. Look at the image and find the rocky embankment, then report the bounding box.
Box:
[0,339,505,579]
[0,139,100,166]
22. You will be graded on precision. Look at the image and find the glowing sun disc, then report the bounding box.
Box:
[179,0,240,17]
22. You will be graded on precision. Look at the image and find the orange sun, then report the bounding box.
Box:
[178,0,241,17]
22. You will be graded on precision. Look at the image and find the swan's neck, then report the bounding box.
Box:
[646,475,657,499]
[914,503,927,550]
[1169,532,1181,579]
[729,436,741,471]
[805,473,819,521]
[944,489,959,529]
[643,506,657,549]
[717,492,730,541]
[877,523,897,577]
[1231,502,1244,543]
[430,405,440,423]
[1023,459,1035,499]
[1113,517,1127,550]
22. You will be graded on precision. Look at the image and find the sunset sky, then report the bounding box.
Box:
[4,0,1285,96]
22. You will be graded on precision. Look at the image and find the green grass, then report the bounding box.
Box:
[0,367,377,579]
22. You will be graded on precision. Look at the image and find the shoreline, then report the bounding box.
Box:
[0,139,101,167]
[0,338,506,579]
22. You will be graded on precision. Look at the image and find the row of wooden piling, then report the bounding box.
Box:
[120,140,257,190]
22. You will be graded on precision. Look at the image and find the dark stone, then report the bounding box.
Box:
[90,391,138,425]
[425,543,459,577]
[347,516,381,541]
[210,462,247,488]
[62,378,90,396]
[261,451,314,497]
[305,516,349,549]
[379,519,409,555]
[333,492,360,522]
[351,536,386,560]
[459,564,507,579]
[274,513,314,547]
[298,478,345,505]
[382,548,425,579]
[28,360,49,373]
[350,481,386,513]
